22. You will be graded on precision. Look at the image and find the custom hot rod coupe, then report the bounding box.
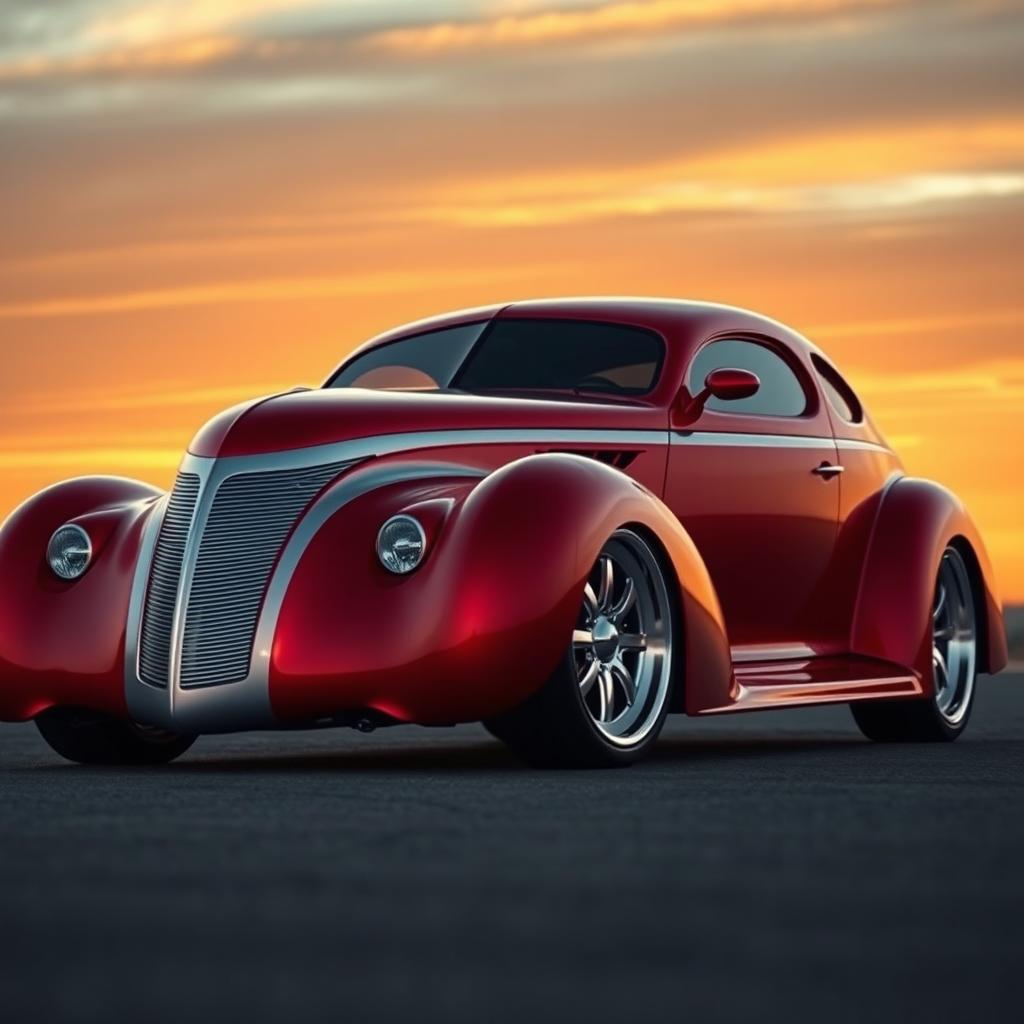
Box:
[0,299,1008,767]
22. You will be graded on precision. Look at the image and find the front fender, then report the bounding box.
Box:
[0,477,162,721]
[271,454,732,724]
[851,477,1007,688]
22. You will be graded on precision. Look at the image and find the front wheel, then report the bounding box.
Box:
[36,707,196,765]
[851,545,978,742]
[485,528,677,768]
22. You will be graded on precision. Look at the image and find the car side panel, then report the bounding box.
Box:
[666,435,841,652]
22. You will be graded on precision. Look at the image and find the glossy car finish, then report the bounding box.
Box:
[0,299,1008,738]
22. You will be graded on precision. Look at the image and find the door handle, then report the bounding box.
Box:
[812,462,844,478]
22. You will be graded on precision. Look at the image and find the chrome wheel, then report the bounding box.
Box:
[932,547,977,725]
[572,530,673,747]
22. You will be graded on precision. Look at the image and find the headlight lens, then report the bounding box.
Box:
[47,524,93,581]
[376,515,427,575]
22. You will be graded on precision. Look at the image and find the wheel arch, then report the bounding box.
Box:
[616,519,729,714]
[947,533,996,675]
[850,477,1007,687]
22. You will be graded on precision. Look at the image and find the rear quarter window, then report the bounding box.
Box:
[812,354,863,424]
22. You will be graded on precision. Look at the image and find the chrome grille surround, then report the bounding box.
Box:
[179,460,354,689]
[139,473,200,687]
[134,458,356,699]
[124,443,489,734]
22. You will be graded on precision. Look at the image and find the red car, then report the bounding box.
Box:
[0,299,1008,767]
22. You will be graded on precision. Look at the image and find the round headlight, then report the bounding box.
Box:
[47,524,93,581]
[376,515,427,575]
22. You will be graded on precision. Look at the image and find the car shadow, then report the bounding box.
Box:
[62,731,871,776]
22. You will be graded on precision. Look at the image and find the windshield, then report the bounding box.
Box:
[328,319,664,397]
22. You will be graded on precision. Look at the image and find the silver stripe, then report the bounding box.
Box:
[673,432,889,454]
[672,431,835,450]
[835,438,893,454]
[732,643,818,664]
[189,428,891,475]
[199,429,667,477]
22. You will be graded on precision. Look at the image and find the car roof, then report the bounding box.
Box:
[348,297,823,363]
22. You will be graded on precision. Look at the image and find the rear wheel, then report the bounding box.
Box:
[35,707,196,765]
[851,546,978,742]
[485,528,677,768]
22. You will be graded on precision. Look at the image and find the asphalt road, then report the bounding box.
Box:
[2,674,1023,1023]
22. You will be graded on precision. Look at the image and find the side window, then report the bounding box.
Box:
[812,354,863,424]
[688,339,807,417]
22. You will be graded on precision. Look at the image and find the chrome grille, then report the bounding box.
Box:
[139,472,201,687]
[178,460,353,689]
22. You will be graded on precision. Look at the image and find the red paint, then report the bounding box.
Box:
[0,298,1008,729]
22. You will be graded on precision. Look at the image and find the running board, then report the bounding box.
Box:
[697,655,924,715]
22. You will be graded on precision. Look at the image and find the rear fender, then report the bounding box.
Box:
[851,477,1007,688]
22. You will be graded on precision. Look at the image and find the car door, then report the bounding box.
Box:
[664,336,841,656]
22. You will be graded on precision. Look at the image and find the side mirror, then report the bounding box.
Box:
[672,367,760,427]
[705,367,760,402]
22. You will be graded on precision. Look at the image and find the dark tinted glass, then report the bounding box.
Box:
[455,319,663,395]
[812,354,863,423]
[330,323,486,390]
[688,339,807,417]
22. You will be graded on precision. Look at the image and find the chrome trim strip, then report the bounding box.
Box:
[671,432,889,454]
[125,497,170,727]
[672,431,835,450]
[182,428,889,474]
[204,429,668,476]
[732,643,819,664]
[835,438,893,454]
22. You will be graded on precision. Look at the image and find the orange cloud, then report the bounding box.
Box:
[367,0,902,54]
[807,309,1024,340]
[82,0,306,50]
[0,264,557,320]
[7,386,283,417]
[0,35,241,80]
[386,118,1024,228]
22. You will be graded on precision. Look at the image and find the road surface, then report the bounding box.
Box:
[2,674,1022,1022]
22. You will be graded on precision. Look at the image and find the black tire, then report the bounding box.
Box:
[850,546,978,743]
[849,697,971,743]
[485,529,677,769]
[35,707,196,765]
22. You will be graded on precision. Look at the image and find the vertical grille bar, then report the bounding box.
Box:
[138,472,201,687]
[178,460,352,688]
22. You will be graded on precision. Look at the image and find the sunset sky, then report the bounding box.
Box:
[1,0,1022,598]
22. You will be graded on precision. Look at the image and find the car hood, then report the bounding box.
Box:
[189,388,665,458]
